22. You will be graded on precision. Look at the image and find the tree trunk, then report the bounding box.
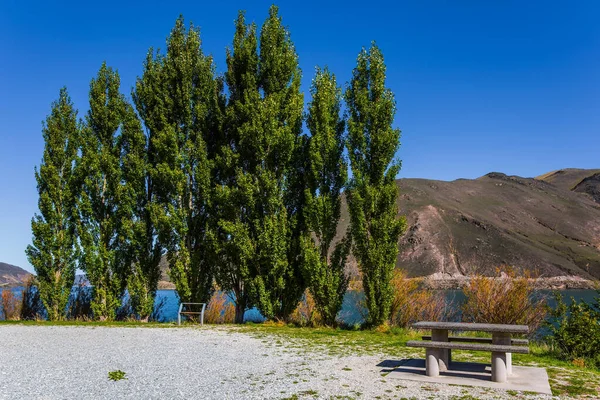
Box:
[234,287,246,324]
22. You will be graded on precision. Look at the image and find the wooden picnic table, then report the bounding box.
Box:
[407,321,529,383]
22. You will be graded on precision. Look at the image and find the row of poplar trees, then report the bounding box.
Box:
[26,6,405,326]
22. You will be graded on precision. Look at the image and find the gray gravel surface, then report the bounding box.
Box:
[0,325,552,399]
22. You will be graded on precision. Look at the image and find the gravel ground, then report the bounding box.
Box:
[0,325,551,400]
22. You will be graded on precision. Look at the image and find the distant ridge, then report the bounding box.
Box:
[536,168,600,204]
[0,262,31,287]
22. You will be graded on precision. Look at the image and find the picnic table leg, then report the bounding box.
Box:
[425,348,440,377]
[431,329,449,371]
[491,332,510,383]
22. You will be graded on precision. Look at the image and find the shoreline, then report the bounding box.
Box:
[4,276,598,291]
[420,275,598,290]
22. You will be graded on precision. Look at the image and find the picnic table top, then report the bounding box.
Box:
[412,321,529,334]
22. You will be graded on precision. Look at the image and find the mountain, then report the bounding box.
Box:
[384,169,600,287]
[0,262,32,287]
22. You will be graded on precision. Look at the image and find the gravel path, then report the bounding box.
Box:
[0,325,551,400]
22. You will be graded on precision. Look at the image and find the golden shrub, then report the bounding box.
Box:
[1,290,22,321]
[289,290,321,326]
[390,269,448,328]
[204,291,235,324]
[461,267,548,333]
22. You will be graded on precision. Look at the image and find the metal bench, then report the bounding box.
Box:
[177,302,207,326]
[407,321,529,383]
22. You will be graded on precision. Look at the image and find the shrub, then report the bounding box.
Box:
[461,267,548,334]
[20,276,46,320]
[1,290,22,320]
[204,291,235,324]
[547,291,600,369]
[289,290,321,327]
[389,269,448,328]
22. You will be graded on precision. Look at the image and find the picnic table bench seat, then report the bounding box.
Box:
[406,340,529,354]
[421,335,529,345]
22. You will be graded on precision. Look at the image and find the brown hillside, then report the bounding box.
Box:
[393,172,600,282]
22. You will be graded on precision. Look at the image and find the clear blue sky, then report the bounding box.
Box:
[1,0,599,272]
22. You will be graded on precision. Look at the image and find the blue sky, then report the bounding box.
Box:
[1,0,599,272]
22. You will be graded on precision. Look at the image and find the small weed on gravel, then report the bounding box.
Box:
[108,370,127,381]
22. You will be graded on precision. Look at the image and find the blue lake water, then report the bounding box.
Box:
[153,288,598,325]
[1,286,597,326]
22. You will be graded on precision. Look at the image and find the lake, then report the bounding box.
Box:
[1,287,597,326]
[119,288,600,325]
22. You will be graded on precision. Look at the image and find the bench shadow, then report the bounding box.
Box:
[379,359,494,382]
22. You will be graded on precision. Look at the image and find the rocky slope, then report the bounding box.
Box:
[390,169,600,286]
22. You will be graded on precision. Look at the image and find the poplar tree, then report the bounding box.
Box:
[78,63,129,320]
[302,67,350,326]
[214,6,305,322]
[213,12,260,323]
[135,17,224,305]
[345,44,406,326]
[26,88,80,320]
[254,5,305,320]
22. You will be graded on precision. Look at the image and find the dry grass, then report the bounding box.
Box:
[389,269,449,328]
[461,267,548,333]
[1,290,22,321]
[204,291,235,324]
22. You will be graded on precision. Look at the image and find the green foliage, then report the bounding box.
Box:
[108,370,127,381]
[547,292,600,369]
[26,88,80,320]
[301,67,350,326]
[78,63,132,320]
[135,16,224,305]
[212,11,259,324]
[254,5,305,321]
[214,6,305,322]
[344,44,406,326]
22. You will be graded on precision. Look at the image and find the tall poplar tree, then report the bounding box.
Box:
[302,67,350,326]
[214,6,305,322]
[26,88,80,320]
[345,44,406,326]
[78,63,130,320]
[135,17,224,305]
[254,5,305,320]
[213,11,260,323]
